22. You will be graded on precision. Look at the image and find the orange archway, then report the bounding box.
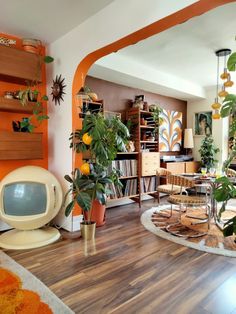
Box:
[72,0,235,170]
[71,0,235,215]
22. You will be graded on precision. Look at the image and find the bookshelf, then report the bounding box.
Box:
[127,107,160,205]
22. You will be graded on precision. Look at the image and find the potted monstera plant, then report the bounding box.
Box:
[64,112,129,239]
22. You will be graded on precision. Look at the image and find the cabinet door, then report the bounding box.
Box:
[185,161,200,173]
[141,152,160,176]
[166,162,185,174]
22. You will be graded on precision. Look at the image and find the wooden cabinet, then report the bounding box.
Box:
[0,45,41,84]
[161,161,200,174]
[0,45,43,160]
[141,152,160,176]
[0,131,43,160]
[185,161,200,173]
[0,97,39,114]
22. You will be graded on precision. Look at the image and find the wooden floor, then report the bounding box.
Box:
[5,199,236,314]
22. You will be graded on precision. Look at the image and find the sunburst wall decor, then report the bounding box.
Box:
[51,74,66,105]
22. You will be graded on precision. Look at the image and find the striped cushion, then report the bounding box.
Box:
[168,194,206,205]
[157,184,182,194]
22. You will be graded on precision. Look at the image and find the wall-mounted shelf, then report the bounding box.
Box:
[0,45,42,85]
[0,131,43,160]
[0,97,38,114]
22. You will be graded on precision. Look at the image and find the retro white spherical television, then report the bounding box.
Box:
[0,166,63,249]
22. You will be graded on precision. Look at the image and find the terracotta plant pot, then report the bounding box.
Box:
[80,221,96,240]
[84,199,106,227]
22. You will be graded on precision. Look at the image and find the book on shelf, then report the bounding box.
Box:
[108,159,137,177]
[108,178,137,199]
[140,176,156,193]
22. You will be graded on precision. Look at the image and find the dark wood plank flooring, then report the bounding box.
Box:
[5,199,236,314]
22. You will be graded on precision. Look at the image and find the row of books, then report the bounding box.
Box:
[108,159,137,177]
[140,176,156,193]
[108,179,138,199]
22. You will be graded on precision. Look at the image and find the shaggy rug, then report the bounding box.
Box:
[141,205,236,257]
[0,251,74,314]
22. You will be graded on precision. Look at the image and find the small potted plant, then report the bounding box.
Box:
[64,112,129,239]
[150,105,163,140]
[198,135,219,169]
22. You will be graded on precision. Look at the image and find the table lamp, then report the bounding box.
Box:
[184,128,194,155]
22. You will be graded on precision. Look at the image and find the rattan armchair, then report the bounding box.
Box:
[167,175,210,236]
[156,168,183,202]
[226,168,236,178]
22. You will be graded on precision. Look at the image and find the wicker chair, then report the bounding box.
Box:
[156,168,184,202]
[156,168,187,218]
[167,175,210,235]
[226,168,236,177]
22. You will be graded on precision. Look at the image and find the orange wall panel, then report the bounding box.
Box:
[0,33,48,180]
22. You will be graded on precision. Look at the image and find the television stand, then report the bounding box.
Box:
[0,227,60,250]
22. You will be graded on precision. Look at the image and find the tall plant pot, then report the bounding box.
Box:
[84,200,106,227]
[80,221,96,240]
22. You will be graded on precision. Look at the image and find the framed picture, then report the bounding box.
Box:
[194,111,212,136]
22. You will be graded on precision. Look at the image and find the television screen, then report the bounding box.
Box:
[3,182,47,216]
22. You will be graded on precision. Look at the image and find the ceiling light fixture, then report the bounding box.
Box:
[212,48,232,119]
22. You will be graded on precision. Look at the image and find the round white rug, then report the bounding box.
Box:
[141,205,236,258]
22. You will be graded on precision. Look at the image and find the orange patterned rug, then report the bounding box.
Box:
[0,251,74,314]
[141,205,236,257]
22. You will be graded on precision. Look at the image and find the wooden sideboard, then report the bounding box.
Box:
[161,161,200,174]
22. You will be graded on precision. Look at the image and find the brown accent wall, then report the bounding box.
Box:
[85,76,187,128]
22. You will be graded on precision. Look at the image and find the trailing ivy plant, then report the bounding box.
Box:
[198,135,219,169]
[18,55,54,132]
[213,51,236,238]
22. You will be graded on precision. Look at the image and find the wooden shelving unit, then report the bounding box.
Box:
[0,131,43,160]
[0,45,43,160]
[126,107,161,205]
[0,45,41,85]
[0,97,39,114]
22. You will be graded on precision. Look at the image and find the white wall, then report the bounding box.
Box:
[47,0,198,181]
[46,0,199,229]
[187,87,229,166]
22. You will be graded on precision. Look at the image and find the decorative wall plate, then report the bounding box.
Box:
[51,74,66,105]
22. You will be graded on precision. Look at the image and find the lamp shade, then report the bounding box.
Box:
[184,128,194,148]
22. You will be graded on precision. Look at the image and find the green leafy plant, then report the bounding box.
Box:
[150,106,163,138]
[71,113,129,166]
[213,50,236,238]
[64,112,130,222]
[18,55,54,132]
[198,135,219,169]
[64,164,121,223]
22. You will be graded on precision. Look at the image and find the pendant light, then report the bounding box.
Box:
[212,48,232,119]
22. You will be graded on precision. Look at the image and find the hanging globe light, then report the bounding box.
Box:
[211,98,221,110]
[218,85,228,98]
[212,110,221,120]
[224,76,234,88]
[220,68,230,80]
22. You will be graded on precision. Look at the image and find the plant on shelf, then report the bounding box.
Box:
[198,135,219,169]
[150,105,163,139]
[64,112,129,238]
[18,55,54,132]
[213,50,236,239]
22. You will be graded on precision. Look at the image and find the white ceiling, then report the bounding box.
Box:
[89,2,236,100]
[0,0,115,44]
